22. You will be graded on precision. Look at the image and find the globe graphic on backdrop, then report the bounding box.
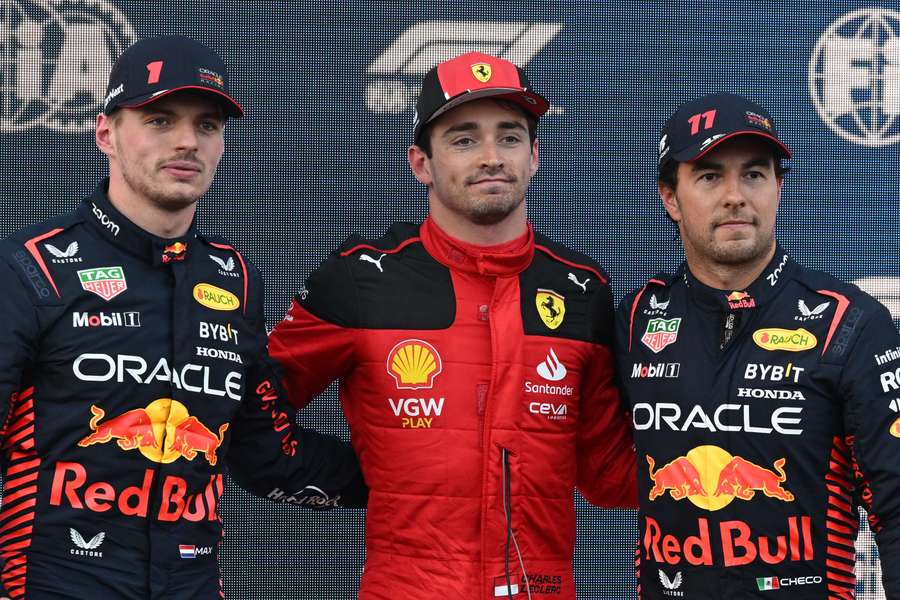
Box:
[809,8,900,147]
[0,0,135,133]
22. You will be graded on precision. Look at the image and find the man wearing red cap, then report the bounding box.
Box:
[0,35,365,598]
[617,92,900,598]
[269,52,636,599]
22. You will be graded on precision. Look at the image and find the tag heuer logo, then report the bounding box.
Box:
[641,318,682,353]
[536,289,565,329]
[78,266,127,301]
[471,62,492,82]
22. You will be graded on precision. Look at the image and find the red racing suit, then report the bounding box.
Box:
[0,180,366,599]
[616,248,900,599]
[269,217,637,600]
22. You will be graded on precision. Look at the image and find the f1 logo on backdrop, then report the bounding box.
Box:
[809,8,900,147]
[365,21,564,114]
[0,0,136,134]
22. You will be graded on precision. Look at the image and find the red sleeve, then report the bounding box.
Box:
[268,298,357,410]
[575,343,638,508]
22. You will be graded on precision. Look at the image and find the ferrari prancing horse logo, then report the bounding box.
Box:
[536,289,565,330]
[471,62,492,83]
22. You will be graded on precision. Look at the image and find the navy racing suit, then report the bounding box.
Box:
[0,180,366,598]
[616,247,900,599]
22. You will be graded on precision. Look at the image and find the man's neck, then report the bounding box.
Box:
[428,199,527,246]
[107,174,196,239]
[684,243,777,291]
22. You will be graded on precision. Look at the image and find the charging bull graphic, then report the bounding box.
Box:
[167,416,229,466]
[646,445,794,511]
[647,454,707,500]
[713,456,794,502]
[77,399,227,466]
[78,404,158,451]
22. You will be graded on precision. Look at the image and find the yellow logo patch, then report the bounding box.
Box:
[752,328,817,352]
[471,62,492,83]
[193,283,240,311]
[387,339,443,390]
[891,417,900,438]
[536,289,566,330]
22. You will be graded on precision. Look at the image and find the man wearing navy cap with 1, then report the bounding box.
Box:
[268,52,637,599]
[617,92,900,598]
[0,35,365,598]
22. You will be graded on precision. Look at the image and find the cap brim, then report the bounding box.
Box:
[113,85,244,118]
[672,130,792,163]
[426,87,549,126]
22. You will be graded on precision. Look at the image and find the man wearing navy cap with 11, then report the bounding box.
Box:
[0,35,365,598]
[616,92,900,598]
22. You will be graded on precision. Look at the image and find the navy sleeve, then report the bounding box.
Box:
[0,254,40,449]
[224,268,367,508]
[839,302,900,596]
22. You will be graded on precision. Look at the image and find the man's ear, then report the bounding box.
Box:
[408,144,433,186]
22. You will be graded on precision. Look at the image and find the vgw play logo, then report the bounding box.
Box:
[0,0,136,133]
[366,21,563,115]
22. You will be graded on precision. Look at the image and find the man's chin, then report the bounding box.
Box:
[710,239,770,265]
[466,200,519,226]
[153,189,204,212]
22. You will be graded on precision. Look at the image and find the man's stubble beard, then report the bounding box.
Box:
[685,217,775,266]
[119,156,210,212]
[464,193,524,225]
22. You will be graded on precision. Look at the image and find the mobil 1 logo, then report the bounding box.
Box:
[73,311,140,328]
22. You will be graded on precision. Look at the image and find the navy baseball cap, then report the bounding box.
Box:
[658,92,790,171]
[413,52,549,144]
[103,35,243,118]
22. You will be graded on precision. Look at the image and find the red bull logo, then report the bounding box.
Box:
[891,417,900,438]
[78,399,228,466]
[50,461,223,522]
[643,515,813,568]
[726,291,757,309]
[162,242,187,263]
[646,446,793,511]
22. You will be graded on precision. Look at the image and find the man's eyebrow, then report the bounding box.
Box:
[741,156,773,169]
[497,121,527,131]
[135,106,225,122]
[689,158,722,171]
[689,156,771,171]
[441,120,526,136]
[442,122,478,136]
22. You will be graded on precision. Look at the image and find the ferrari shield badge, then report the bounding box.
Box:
[536,289,565,330]
[471,62,492,83]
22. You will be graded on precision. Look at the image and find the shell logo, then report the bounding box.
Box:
[386,339,442,390]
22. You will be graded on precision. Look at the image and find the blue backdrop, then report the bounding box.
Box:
[0,1,896,597]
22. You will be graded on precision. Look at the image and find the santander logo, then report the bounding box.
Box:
[536,348,567,381]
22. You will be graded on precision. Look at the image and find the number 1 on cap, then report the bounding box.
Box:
[146,61,164,84]
[688,109,717,135]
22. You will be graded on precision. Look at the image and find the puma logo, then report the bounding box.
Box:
[359,253,387,273]
[567,272,589,293]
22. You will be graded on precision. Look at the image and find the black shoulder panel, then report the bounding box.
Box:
[791,265,885,364]
[300,223,455,330]
[2,212,82,305]
[521,235,614,344]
